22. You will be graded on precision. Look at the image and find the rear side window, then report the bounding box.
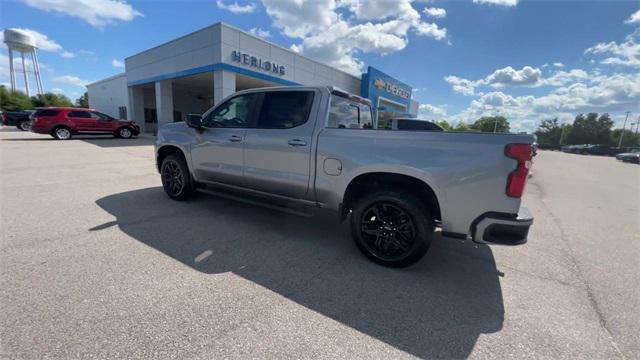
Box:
[68,111,91,118]
[328,95,373,129]
[257,91,314,129]
[34,109,60,117]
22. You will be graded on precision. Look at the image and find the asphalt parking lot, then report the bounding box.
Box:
[1,128,638,359]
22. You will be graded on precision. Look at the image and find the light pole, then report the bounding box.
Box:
[559,125,566,146]
[618,111,630,148]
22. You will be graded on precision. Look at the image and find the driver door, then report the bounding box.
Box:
[190,93,259,186]
[90,111,115,132]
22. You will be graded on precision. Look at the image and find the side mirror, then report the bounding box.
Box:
[187,114,203,129]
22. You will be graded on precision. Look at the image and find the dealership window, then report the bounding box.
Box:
[328,95,373,129]
[118,106,127,120]
[202,93,258,128]
[144,108,157,123]
[257,91,314,129]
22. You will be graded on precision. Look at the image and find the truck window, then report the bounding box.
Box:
[328,95,373,129]
[257,91,314,129]
[202,93,258,128]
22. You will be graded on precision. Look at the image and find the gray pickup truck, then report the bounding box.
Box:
[155,86,534,267]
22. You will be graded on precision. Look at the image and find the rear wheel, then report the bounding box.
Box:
[350,190,434,267]
[53,127,72,140]
[17,120,31,131]
[117,127,133,139]
[161,154,196,200]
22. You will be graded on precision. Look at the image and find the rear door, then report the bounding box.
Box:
[242,89,318,199]
[66,110,95,132]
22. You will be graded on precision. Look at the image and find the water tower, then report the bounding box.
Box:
[3,28,44,96]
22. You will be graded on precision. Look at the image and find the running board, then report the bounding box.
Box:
[198,187,315,218]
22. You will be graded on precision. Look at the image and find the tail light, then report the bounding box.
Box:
[505,143,533,198]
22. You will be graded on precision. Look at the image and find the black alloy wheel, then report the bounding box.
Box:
[351,190,434,267]
[161,154,195,200]
[360,202,417,260]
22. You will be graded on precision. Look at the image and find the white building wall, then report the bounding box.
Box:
[86,73,128,119]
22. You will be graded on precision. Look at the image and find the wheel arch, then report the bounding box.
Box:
[156,144,189,173]
[340,172,442,224]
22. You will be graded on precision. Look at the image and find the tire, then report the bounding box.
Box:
[117,127,133,139]
[350,190,434,268]
[52,127,72,140]
[160,154,196,200]
[17,120,31,131]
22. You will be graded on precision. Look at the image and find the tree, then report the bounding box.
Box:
[437,120,453,131]
[30,92,73,108]
[75,92,89,108]
[611,128,640,147]
[0,86,33,111]
[535,118,563,147]
[567,112,614,145]
[453,121,476,132]
[471,116,510,133]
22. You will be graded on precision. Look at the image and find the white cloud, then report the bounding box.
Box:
[259,0,447,75]
[249,27,271,38]
[553,62,564,68]
[423,7,446,18]
[445,72,640,133]
[53,75,91,87]
[418,103,447,118]
[50,87,64,93]
[472,0,518,6]
[625,9,640,24]
[542,69,589,86]
[61,51,75,58]
[585,32,640,68]
[444,75,477,96]
[216,0,256,14]
[24,0,142,29]
[112,59,124,68]
[484,66,541,86]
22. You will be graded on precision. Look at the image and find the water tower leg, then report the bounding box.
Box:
[31,51,43,94]
[8,49,16,91]
[21,52,30,97]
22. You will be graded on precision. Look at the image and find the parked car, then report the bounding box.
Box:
[388,118,444,131]
[616,149,640,163]
[155,86,535,267]
[30,107,140,140]
[579,144,613,155]
[1,110,35,131]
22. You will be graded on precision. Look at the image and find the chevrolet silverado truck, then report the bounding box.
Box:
[155,86,534,267]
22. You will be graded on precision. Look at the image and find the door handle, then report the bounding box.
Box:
[228,135,242,142]
[288,139,307,146]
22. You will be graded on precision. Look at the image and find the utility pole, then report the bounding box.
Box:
[618,111,629,148]
[559,125,566,146]
[635,116,639,136]
[493,110,500,133]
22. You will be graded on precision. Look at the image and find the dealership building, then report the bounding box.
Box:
[87,22,418,133]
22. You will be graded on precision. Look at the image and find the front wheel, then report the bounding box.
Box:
[117,127,133,139]
[161,154,196,200]
[350,190,434,268]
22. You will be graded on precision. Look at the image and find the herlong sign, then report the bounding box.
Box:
[231,50,286,76]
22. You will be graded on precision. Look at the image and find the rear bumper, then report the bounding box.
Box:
[472,207,533,246]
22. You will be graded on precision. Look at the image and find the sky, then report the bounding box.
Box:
[1,0,638,132]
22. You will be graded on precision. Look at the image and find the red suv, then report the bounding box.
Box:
[30,107,140,140]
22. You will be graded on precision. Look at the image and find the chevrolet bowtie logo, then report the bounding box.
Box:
[374,79,386,90]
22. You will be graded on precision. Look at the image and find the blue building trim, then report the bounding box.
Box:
[127,62,301,87]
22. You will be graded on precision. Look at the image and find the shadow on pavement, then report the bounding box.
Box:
[95,187,504,358]
[1,136,153,147]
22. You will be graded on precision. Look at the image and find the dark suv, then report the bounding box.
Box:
[1,110,35,131]
[30,107,140,140]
